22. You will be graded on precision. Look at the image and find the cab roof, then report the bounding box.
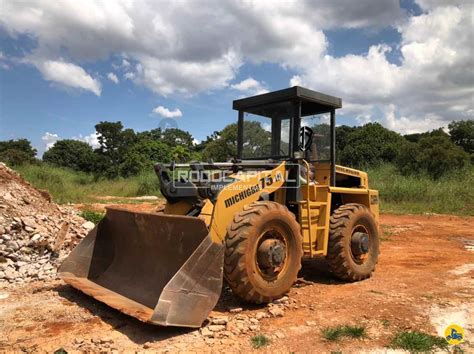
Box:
[232,86,342,116]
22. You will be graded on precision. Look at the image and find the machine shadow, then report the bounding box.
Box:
[55,284,194,345]
[55,258,343,345]
[299,257,345,285]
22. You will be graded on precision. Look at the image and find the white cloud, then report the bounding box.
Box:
[291,3,474,133]
[121,59,130,68]
[124,71,135,80]
[135,51,241,96]
[0,0,398,96]
[152,106,183,118]
[107,72,119,84]
[0,0,472,132]
[41,132,59,150]
[231,78,268,95]
[35,60,101,96]
[0,51,9,69]
[75,132,101,149]
[415,0,472,11]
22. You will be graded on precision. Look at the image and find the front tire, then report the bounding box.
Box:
[224,201,302,303]
[326,203,379,281]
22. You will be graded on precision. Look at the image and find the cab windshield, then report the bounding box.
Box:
[241,101,292,160]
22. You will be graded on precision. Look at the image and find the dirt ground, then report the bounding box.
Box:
[1,213,473,353]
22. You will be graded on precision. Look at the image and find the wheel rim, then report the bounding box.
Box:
[350,224,370,265]
[255,225,289,281]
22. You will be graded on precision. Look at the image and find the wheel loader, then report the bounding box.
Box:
[59,86,380,327]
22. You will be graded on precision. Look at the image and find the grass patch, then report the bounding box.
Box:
[79,209,104,224]
[380,319,390,328]
[322,325,366,341]
[368,163,474,216]
[380,227,394,241]
[15,164,161,204]
[389,331,448,352]
[251,334,271,349]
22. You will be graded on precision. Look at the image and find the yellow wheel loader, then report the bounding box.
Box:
[59,86,380,327]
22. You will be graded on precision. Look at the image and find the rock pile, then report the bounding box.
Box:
[0,163,90,286]
[199,296,295,340]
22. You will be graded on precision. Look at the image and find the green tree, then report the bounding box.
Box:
[94,121,138,177]
[396,135,469,179]
[241,121,271,158]
[161,128,194,147]
[43,139,96,172]
[201,124,238,161]
[404,128,449,143]
[339,123,404,168]
[120,140,172,177]
[335,125,357,160]
[0,138,37,166]
[0,149,36,166]
[448,120,474,154]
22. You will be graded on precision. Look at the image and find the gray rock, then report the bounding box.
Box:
[0,234,12,241]
[273,296,289,304]
[274,331,285,339]
[82,221,95,230]
[210,316,229,325]
[21,217,37,229]
[200,327,214,337]
[229,307,243,313]
[3,267,18,280]
[208,325,226,332]
[268,307,284,317]
[249,324,260,331]
[30,233,42,242]
[5,241,19,251]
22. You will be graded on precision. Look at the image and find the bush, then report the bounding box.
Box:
[79,209,104,224]
[322,325,366,341]
[0,138,37,166]
[0,149,36,166]
[43,139,96,172]
[397,135,469,179]
[449,120,473,153]
[0,138,37,158]
[339,123,404,168]
[251,334,271,348]
[390,331,448,352]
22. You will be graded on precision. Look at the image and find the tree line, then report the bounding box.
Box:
[1,119,472,180]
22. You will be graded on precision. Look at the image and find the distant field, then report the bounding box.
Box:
[15,164,161,204]
[368,164,473,216]
[15,163,474,216]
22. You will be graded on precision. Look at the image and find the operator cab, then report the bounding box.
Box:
[233,86,342,186]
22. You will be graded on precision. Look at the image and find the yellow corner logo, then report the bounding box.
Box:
[444,324,465,345]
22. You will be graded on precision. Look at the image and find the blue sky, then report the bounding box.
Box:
[0,0,472,156]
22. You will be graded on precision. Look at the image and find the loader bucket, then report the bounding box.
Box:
[58,207,224,328]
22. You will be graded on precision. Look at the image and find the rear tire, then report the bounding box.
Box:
[224,201,302,303]
[326,203,379,281]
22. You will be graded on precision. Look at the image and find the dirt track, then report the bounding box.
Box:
[1,213,473,352]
